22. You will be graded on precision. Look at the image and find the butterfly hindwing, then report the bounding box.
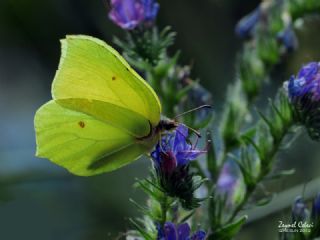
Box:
[34,100,154,176]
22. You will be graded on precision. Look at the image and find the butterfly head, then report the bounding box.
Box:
[157,118,179,132]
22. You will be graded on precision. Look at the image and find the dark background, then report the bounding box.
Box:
[0,0,320,239]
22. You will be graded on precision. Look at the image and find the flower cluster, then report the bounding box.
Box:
[285,62,320,140]
[236,1,298,73]
[109,0,159,30]
[151,125,206,209]
[157,222,206,240]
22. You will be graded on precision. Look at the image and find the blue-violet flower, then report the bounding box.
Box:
[277,25,298,52]
[157,222,206,240]
[292,196,309,222]
[151,124,206,209]
[235,6,261,39]
[285,62,320,140]
[215,160,245,207]
[151,124,205,173]
[109,0,159,30]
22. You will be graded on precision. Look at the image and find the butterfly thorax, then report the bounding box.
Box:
[136,118,178,143]
[156,119,178,132]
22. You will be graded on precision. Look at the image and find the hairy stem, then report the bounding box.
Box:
[160,195,169,226]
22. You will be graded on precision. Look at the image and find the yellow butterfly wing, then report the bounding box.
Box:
[34,35,163,175]
[35,101,157,176]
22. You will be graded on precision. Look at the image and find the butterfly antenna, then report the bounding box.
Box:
[174,105,212,120]
[180,123,201,138]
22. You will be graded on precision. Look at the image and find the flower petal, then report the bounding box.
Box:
[108,0,144,30]
[164,222,177,240]
[298,62,319,80]
[176,150,206,165]
[190,230,206,240]
[177,223,190,240]
[142,0,160,21]
[173,125,190,154]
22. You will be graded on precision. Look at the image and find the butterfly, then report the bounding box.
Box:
[34,35,178,176]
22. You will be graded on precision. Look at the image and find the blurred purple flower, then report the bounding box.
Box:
[142,0,159,22]
[108,0,159,30]
[157,222,206,240]
[277,25,298,52]
[235,6,261,39]
[151,124,205,174]
[216,160,245,206]
[292,196,309,222]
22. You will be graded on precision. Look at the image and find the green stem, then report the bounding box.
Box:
[160,195,168,226]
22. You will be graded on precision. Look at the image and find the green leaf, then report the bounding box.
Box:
[178,210,196,224]
[255,194,274,206]
[129,218,154,240]
[266,169,296,180]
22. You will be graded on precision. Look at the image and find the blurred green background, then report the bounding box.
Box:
[0,0,320,239]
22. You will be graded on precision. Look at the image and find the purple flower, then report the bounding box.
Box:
[287,62,320,101]
[235,6,261,39]
[157,222,206,240]
[108,0,159,30]
[151,124,206,209]
[215,160,245,206]
[292,196,309,222]
[277,25,298,53]
[151,124,205,174]
[285,62,320,140]
[142,0,159,22]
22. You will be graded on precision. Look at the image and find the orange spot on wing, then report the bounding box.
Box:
[78,121,85,128]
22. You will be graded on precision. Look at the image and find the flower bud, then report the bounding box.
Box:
[235,6,261,39]
[215,160,246,207]
[292,196,309,222]
[277,25,298,52]
[109,0,159,30]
